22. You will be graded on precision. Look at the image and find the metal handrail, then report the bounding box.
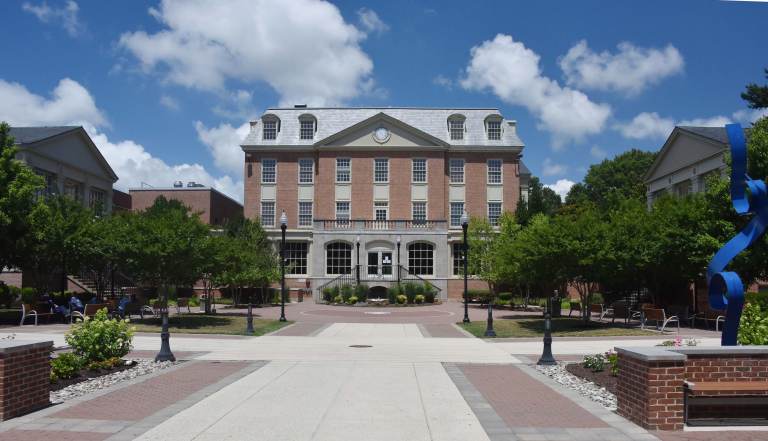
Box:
[313,219,448,231]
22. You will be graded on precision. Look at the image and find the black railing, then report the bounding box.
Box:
[314,219,448,231]
[69,268,138,300]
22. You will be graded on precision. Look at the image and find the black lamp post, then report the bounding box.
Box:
[537,292,556,365]
[246,289,254,335]
[356,235,361,284]
[155,286,175,362]
[279,210,287,322]
[461,211,470,324]
[396,235,401,285]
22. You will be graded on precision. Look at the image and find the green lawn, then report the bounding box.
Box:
[459,317,656,338]
[130,314,291,336]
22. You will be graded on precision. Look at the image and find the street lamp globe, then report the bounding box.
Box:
[280,210,287,228]
[461,210,468,227]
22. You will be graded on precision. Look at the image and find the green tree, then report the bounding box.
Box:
[514,214,568,297]
[578,149,657,209]
[466,213,521,299]
[515,176,561,225]
[0,122,44,272]
[741,68,768,109]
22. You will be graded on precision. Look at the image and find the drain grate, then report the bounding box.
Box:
[348,344,373,348]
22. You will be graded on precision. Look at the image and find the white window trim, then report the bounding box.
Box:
[449,201,465,229]
[261,158,277,184]
[373,201,389,221]
[298,201,313,228]
[487,159,503,185]
[260,201,276,227]
[335,200,351,220]
[485,118,503,140]
[298,158,314,184]
[411,158,428,184]
[487,201,503,226]
[374,158,389,184]
[450,158,465,184]
[336,157,351,184]
[411,201,428,221]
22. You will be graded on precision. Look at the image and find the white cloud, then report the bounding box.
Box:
[460,34,611,146]
[194,121,249,177]
[616,110,759,140]
[211,89,259,121]
[432,75,453,89]
[545,179,575,201]
[119,0,374,106]
[0,78,106,127]
[159,95,180,111]
[0,77,242,202]
[590,145,607,159]
[542,158,567,177]
[357,8,389,34]
[559,40,684,96]
[22,0,82,36]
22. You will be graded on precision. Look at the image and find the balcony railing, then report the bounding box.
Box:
[313,219,448,231]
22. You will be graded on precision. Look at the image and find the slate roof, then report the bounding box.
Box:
[8,126,80,144]
[519,161,531,175]
[242,107,524,148]
[677,126,749,145]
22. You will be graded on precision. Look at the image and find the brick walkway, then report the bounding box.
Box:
[0,360,263,441]
[421,323,468,338]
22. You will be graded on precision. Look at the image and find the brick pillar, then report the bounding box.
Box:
[0,341,53,420]
[616,349,685,431]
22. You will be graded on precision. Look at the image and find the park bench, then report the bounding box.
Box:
[20,303,55,326]
[610,302,635,324]
[71,303,109,322]
[568,301,581,317]
[176,297,191,314]
[589,303,613,321]
[684,380,768,426]
[640,307,679,333]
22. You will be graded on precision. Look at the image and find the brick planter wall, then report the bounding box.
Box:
[616,346,768,431]
[0,340,53,420]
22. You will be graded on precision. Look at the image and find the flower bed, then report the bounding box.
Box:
[50,357,137,391]
[564,362,617,395]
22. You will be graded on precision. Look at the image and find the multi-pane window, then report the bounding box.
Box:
[450,202,464,228]
[262,159,276,183]
[35,169,57,197]
[449,159,464,184]
[336,201,350,220]
[412,159,427,183]
[336,158,351,183]
[374,158,388,183]
[299,159,314,183]
[260,201,275,227]
[412,201,427,222]
[298,202,313,227]
[487,120,501,140]
[374,201,388,221]
[408,242,434,275]
[449,119,464,140]
[285,242,308,275]
[487,159,502,184]
[263,120,278,140]
[63,180,82,201]
[326,242,352,275]
[488,202,502,226]
[299,119,315,140]
[452,243,464,276]
[89,189,105,213]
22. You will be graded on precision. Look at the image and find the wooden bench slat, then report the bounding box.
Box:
[686,381,768,392]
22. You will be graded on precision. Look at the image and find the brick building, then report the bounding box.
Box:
[241,107,528,299]
[129,184,243,226]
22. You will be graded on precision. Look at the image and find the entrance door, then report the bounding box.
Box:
[381,252,393,276]
[367,250,393,278]
[367,252,379,276]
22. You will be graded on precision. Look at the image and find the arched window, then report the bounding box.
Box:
[408,242,434,275]
[484,115,502,140]
[299,114,317,140]
[326,242,352,275]
[448,114,466,141]
[262,114,280,140]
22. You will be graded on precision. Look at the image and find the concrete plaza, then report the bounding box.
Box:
[0,302,763,441]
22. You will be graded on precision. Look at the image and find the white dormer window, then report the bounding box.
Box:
[487,120,501,140]
[299,115,316,140]
[449,117,465,140]
[262,115,280,140]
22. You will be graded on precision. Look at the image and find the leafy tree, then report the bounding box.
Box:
[579,149,657,208]
[0,122,44,272]
[741,68,768,109]
[564,182,590,206]
[513,214,568,297]
[515,176,561,225]
[466,213,521,299]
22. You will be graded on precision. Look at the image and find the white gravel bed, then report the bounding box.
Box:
[51,359,180,404]
[535,362,617,411]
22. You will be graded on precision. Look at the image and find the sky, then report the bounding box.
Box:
[1,0,767,202]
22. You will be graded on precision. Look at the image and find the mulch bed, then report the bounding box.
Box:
[50,360,137,391]
[565,362,617,395]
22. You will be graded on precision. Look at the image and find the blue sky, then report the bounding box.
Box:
[1,0,767,201]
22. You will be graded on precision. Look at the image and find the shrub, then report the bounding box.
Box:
[605,350,618,376]
[355,284,369,302]
[347,296,359,305]
[188,296,200,307]
[583,353,605,372]
[333,295,343,304]
[340,285,354,302]
[86,357,122,371]
[8,286,22,306]
[589,292,605,305]
[738,303,768,345]
[20,287,37,304]
[66,308,134,362]
[50,352,84,380]
[498,292,512,302]
[396,294,407,305]
[414,294,425,304]
[467,289,492,303]
[423,284,436,303]
[387,284,402,304]
[322,287,334,302]
[403,282,418,303]
[746,291,768,311]
[0,284,13,308]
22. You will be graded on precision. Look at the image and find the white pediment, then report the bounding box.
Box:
[23,130,118,182]
[315,113,447,149]
[646,130,726,183]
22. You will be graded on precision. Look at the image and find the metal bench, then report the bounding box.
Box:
[684,381,768,426]
[589,303,612,321]
[640,307,679,333]
[71,303,109,322]
[20,303,55,326]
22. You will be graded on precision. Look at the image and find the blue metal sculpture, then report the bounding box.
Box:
[706,123,768,345]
